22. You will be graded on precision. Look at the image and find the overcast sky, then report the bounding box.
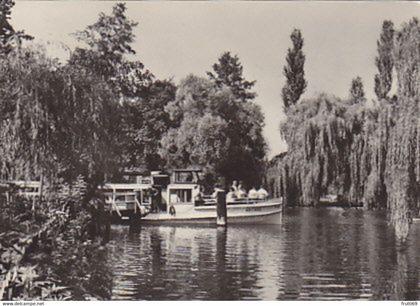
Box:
[11,1,419,158]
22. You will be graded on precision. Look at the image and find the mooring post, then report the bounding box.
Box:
[216,190,227,226]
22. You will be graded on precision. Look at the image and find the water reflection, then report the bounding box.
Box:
[108,208,420,300]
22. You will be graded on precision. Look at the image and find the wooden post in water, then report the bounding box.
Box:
[216,190,227,226]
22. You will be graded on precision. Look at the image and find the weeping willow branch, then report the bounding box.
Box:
[267,18,419,243]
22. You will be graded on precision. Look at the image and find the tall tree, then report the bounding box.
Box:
[349,76,366,104]
[65,2,144,192]
[70,2,141,90]
[387,17,420,241]
[161,75,266,188]
[0,0,32,54]
[123,79,176,170]
[281,29,307,109]
[73,3,137,66]
[374,20,395,100]
[0,47,57,181]
[207,51,256,102]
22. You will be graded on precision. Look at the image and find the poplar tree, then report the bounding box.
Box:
[374,20,395,100]
[349,76,366,104]
[281,29,307,109]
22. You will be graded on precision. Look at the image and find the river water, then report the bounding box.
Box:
[107,207,420,300]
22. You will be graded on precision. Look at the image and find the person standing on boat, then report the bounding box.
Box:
[212,183,224,198]
[257,186,269,200]
[150,186,160,212]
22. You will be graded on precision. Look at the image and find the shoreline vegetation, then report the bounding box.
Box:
[0,1,418,300]
[266,18,419,243]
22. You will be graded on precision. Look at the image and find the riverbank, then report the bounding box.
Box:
[0,195,112,300]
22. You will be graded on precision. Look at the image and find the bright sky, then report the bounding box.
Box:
[11,1,419,158]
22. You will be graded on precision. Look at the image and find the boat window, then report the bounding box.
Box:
[115,195,125,202]
[126,194,135,202]
[169,189,192,204]
[152,175,169,186]
[173,171,201,183]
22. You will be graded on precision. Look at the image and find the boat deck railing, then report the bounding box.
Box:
[198,196,270,207]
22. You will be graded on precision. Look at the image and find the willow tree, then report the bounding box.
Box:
[60,3,146,194]
[269,17,419,243]
[0,44,123,200]
[278,94,356,206]
[385,17,419,242]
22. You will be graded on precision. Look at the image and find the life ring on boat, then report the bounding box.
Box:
[169,205,176,216]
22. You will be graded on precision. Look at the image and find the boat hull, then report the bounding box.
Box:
[141,201,282,225]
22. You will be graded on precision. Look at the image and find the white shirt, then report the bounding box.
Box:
[248,188,258,199]
[226,191,237,203]
[236,189,247,198]
[212,188,224,198]
[170,193,180,204]
[257,188,269,199]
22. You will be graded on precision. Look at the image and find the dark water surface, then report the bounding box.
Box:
[108,208,420,300]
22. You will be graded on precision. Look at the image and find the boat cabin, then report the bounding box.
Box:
[171,169,202,184]
[166,169,203,206]
[101,183,153,215]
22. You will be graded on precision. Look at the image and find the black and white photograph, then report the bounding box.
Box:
[0,0,419,302]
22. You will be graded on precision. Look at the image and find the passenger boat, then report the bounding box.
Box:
[141,199,282,225]
[104,169,282,225]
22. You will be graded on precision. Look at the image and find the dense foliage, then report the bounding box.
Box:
[0,189,112,300]
[267,18,420,242]
[160,73,266,189]
[0,3,268,299]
